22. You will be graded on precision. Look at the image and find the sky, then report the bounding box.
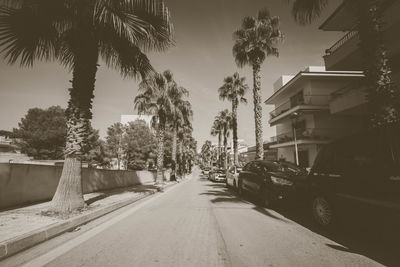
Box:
[0,0,342,148]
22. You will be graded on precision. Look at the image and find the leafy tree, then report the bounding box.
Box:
[124,120,156,170]
[82,129,111,168]
[13,106,66,160]
[134,70,176,185]
[0,0,173,213]
[233,8,283,160]
[288,0,400,127]
[14,106,108,165]
[218,72,248,166]
[105,122,125,170]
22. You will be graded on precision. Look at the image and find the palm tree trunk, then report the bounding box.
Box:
[253,62,264,160]
[156,121,165,185]
[218,132,222,167]
[172,126,177,163]
[223,130,228,169]
[171,125,177,178]
[178,139,183,175]
[51,45,98,214]
[232,99,239,166]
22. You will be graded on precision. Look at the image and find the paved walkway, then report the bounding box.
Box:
[0,183,166,243]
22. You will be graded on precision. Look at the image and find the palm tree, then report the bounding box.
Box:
[210,117,223,167]
[134,70,177,185]
[0,0,173,213]
[178,124,194,174]
[218,109,233,169]
[289,0,400,127]
[233,8,283,160]
[171,97,192,169]
[201,140,213,167]
[218,72,248,166]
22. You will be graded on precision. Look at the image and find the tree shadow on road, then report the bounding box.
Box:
[200,180,400,265]
[200,182,289,222]
[275,204,400,266]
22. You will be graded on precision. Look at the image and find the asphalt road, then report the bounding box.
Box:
[4,168,392,266]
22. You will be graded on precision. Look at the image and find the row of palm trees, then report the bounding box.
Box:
[0,0,174,214]
[210,1,399,168]
[134,70,194,184]
[210,8,283,168]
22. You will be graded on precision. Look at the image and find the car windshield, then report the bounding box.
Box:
[275,161,306,175]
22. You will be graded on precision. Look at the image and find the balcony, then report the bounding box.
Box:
[323,30,362,71]
[330,82,367,114]
[269,128,335,148]
[269,95,330,125]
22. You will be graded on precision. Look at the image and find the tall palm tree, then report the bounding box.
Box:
[134,70,176,186]
[171,96,192,167]
[218,72,248,166]
[210,117,223,167]
[0,0,173,213]
[218,109,233,169]
[177,124,192,175]
[233,8,283,160]
[289,0,400,127]
[201,140,212,167]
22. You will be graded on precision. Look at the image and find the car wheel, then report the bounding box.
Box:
[312,196,334,227]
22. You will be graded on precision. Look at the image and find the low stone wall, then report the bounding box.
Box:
[0,163,166,210]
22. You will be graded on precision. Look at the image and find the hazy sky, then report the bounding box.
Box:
[0,0,342,148]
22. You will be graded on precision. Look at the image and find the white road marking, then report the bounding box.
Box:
[22,180,189,267]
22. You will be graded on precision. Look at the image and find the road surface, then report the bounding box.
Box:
[3,168,391,266]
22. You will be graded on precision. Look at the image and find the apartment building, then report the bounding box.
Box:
[264,0,400,168]
[321,0,400,116]
[265,67,364,167]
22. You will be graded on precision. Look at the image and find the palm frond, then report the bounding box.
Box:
[0,6,58,66]
[291,0,328,25]
[98,24,154,79]
[94,0,174,52]
[257,8,271,20]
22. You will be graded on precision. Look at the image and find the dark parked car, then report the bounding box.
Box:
[237,160,307,207]
[308,125,400,230]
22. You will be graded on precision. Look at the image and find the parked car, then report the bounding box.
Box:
[308,125,400,230]
[226,166,242,189]
[209,168,227,182]
[202,167,211,176]
[237,160,307,207]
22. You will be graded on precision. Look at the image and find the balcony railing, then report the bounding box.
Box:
[270,95,331,119]
[270,128,334,144]
[325,30,359,56]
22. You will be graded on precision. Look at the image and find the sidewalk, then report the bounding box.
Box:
[0,180,180,260]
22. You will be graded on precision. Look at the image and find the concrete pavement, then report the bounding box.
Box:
[2,168,389,266]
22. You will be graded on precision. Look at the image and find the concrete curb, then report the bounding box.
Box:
[0,182,178,260]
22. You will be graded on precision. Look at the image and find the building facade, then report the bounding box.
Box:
[264,0,400,168]
[265,67,365,167]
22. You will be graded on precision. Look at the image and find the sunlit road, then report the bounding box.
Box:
[5,167,386,267]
